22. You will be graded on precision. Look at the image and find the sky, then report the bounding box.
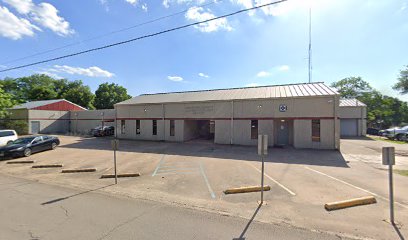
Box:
[0,0,407,100]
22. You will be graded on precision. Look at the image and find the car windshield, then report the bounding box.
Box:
[12,137,35,144]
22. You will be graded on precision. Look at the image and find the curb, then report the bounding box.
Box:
[62,168,97,173]
[100,173,140,179]
[224,185,271,194]
[7,160,35,164]
[32,164,63,168]
[325,196,377,211]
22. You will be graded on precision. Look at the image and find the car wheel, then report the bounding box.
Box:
[396,134,402,141]
[51,142,57,150]
[23,148,32,157]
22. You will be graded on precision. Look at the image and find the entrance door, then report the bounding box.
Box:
[31,121,40,134]
[277,119,289,145]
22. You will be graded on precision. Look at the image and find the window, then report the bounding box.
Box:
[251,120,258,139]
[136,120,141,135]
[170,120,175,136]
[121,120,125,134]
[0,131,15,137]
[152,120,157,135]
[312,119,320,142]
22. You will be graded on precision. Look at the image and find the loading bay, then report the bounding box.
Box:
[1,135,407,240]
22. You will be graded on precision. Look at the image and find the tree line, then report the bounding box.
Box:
[0,74,131,112]
[331,65,408,129]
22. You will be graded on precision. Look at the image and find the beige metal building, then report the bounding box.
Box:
[115,82,340,149]
[339,99,367,137]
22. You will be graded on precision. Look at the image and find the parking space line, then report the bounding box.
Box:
[156,168,200,173]
[304,166,408,209]
[248,163,296,196]
[200,163,216,199]
[152,155,165,176]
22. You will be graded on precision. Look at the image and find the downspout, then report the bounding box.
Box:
[230,100,234,145]
[162,104,165,141]
[333,95,339,150]
[114,106,117,139]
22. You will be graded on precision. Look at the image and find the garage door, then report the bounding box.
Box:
[31,121,40,134]
[340,119,358,137]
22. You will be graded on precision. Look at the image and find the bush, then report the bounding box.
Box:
[0,119,28,135]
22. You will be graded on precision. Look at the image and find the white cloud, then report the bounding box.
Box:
[255,0,292,16]
[3,0,33,14]
[256,65,289,77]
[125,0,138,6]
[277,65,290,71]
[0,6,40,40]
[231,0,255,15]
[198,72,209,78]
[141,3,148,12]
[168,75,183,81]
[256,71,271,78]
[163,0,170,8]
[99,0,110,12]
[401,2,407,11]
[37,71,63,79]
[185,7,232,32]
[53,65,114,78]
[245,83,260,87]
[3,0,74,37]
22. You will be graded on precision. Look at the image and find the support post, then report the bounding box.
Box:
[258,134,268,205]
[382,147,395,224]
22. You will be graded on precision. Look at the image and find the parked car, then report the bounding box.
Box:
[0,135,60,158]
[90,126,115,137]
[382,125,408,140]
[366,128,380,136]
[0,130,18,146]
[399,132,408,142]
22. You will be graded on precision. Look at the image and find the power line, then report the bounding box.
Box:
[0,1,219,66]
[0,0,288,73]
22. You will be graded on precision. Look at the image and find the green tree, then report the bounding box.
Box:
[393,65,408,94]
[0,75,96,109]
[0,82,15,118]
[60,80,95,109]
[94,82,131,109]
[330,77,372,98]
[17,74,58,101]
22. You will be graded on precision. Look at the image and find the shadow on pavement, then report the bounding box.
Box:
[41,184,114,205]
[393,223,405,240]
[59,137,349,168]
[232,204,262,240]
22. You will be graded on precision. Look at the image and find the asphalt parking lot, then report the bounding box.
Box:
[1,135,407,240]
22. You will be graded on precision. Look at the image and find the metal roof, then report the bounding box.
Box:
[10,99,86,110]
[339,98,366,107]
[117,82,339,105]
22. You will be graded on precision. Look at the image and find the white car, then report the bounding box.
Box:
[383,126,408,140]
[0,130,18,146]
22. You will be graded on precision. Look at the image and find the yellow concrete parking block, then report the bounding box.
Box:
[100,173,140,179]
[7,160,35,164]
[32,164,63,168]
[224,185,271,194]
[61,168,97,173]
[324,196,377,211]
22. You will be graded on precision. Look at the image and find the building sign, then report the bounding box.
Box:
[279,104,288,112]
[185,105,214,115]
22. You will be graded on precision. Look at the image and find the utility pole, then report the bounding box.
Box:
[308,7,312,83]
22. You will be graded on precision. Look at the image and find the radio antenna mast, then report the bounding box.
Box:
[308,7,312,83]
